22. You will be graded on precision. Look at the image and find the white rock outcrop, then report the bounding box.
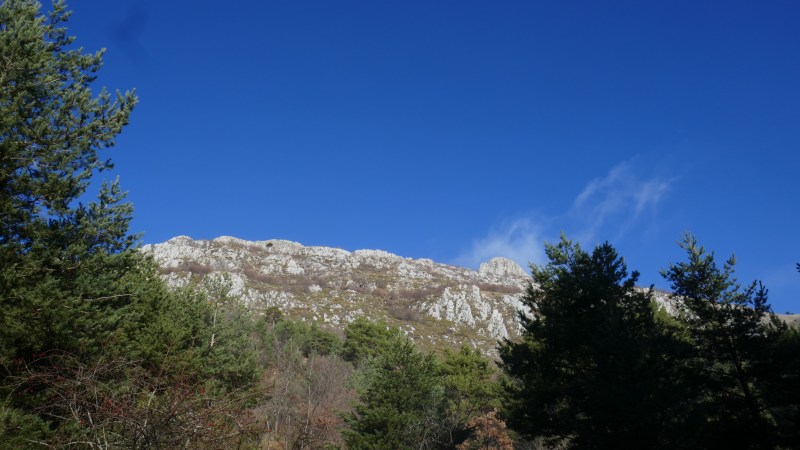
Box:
[427,285,482,326]
[479,257,528,279]
[142,236,532,355]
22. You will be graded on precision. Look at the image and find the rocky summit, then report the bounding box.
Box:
[142,236,536,355]
[142,236,682,356]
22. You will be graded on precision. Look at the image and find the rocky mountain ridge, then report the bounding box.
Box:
[143,236,678,355]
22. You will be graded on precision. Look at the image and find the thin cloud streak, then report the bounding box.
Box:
[455,159,674,269]
[570,160,673,244]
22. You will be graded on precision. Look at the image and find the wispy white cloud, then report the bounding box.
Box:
[454,158,674,268]
[452,217,548,270]
[573,160,633,209]
[569,160,673,244]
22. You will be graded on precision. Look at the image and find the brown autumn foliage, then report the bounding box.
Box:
[6,352,261,449]
[254,327,355,450]
[457,411,514,450]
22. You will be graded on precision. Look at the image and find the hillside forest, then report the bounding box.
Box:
[1,2,799,449]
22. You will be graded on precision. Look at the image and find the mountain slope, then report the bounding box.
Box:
[143,236,533,355]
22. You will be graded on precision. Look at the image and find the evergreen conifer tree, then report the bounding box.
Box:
[0,0,138,362]
[438,345,503,447]
[661,233,783,448]
[499,235,689,449]
[0,4,260,446]
[343,338,444,450]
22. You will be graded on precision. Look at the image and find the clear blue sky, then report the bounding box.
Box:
[66,1,798,312]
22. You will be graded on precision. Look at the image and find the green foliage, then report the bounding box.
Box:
[499,235,689,448]
[760,322,800,446]
[661,233,785,448]
[342,317,403,364]
[305,322,344,356]
[0,0,136,246]
[0,4,262,445]
[495,233,799,448]
[439,346,501,415]
[0,406,51,449]
[262,315,343,359]
[125,286,259,390]
[261,305,284,324]
[343,338,444,450]
[0,3,147,438]
[438,346,502,446]
[0,0,137,362]
[341,323,505,449]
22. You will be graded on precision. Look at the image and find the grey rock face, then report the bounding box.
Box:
[479,257,528,279]
[143,236,530,355]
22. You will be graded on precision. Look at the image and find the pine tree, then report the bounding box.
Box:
[341,316,404,364]
[661,233,781,448]
[343,338,444,450]
[1,4,261,446]
[438,346,502,447]
[0,0,138,362]
[0,1,143,443]
[760,322,800,447]
[499,235,689,449]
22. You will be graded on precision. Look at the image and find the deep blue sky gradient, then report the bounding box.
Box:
[65,1,799,312]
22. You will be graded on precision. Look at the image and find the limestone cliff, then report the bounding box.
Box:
[142,236,679,355]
